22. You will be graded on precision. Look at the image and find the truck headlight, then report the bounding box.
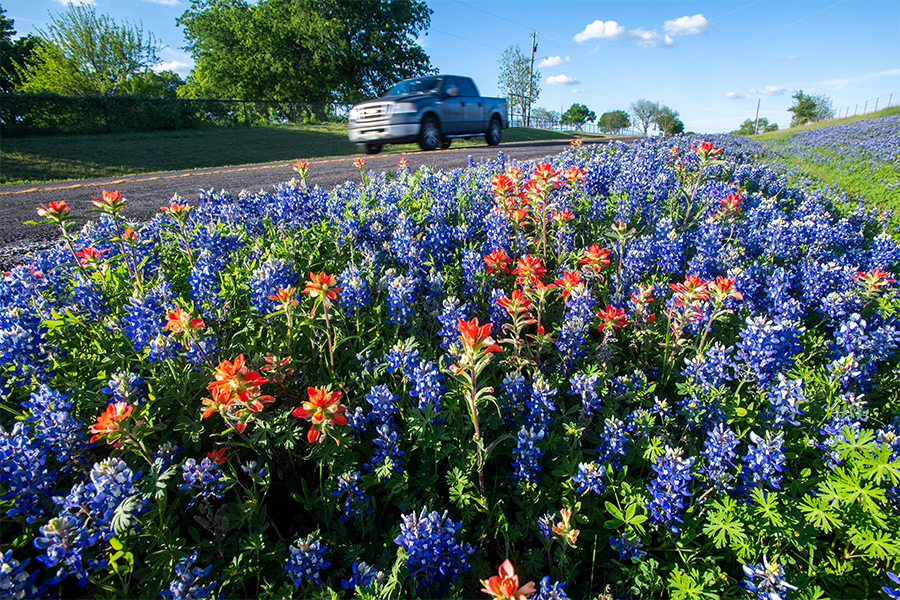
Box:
[349,107,360,121]
[393,102,417,114]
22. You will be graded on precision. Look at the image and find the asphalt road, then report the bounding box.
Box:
[0,137,639,268]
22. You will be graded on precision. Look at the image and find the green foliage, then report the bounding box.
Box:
[530,107,560,127]
[788,90,835,127]
[0,6,39,92]
[498,44,540,126]
[598,109,630,134]
[560,103,596,130]
[177,0,434,102]
[656,105,683,135]
[733,118,779,135]
[20,4,163,96]
[630,98,656,135]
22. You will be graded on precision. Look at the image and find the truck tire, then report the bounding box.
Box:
[441,138,452,149]
[486,117,502,146]
[356,143,382,155]
[418,117,441,151]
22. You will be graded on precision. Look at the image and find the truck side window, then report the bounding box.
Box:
[442,77,458,95]
[457,78,478,98]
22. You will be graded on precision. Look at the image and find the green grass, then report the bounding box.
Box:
[0,123,600,185]
[750,106,900,142]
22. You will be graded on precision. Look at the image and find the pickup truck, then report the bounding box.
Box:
[347,75,509,154]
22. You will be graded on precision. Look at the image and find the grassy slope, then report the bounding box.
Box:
[0,123,600,185]
[746,107,900,217]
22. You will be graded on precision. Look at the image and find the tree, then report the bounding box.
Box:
[530,107,559,128]
[498,44,540,127]
[560,103,596,130]
[20,4,162,95]
[630,98,656,136]
[0,6,39,92]
[788,90,834,127]
[178,0,434,102]
[656,105,682,136]
[598,109,630,134]
[732,118,778,135]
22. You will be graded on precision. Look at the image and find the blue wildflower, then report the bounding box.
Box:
[285,535,329,586]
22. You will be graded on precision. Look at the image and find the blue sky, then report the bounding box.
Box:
[4,0,899,133]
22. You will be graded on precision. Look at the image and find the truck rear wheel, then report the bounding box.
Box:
[356,143,382,155]
[419,117,441,151]
[486,117,502,146]
[441,138,452,149]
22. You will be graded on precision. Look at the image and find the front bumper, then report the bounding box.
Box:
[348,122,421,145]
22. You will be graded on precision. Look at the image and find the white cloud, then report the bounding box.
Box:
[52,0,95,5]
[141,0,180,4]
[789,54,802,60]
[574,20,625,43]
[537,56,569,68]
[547,74,580,86]
[726,92,744,100]
[811,68,900,88]
[628,28,674,47]
[748,86,788,96]
[153,60,191,77]
[570,88,587,94]
[664,14,710,36]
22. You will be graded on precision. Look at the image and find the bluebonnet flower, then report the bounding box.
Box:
[179,456,225,508]
[21,385,89,466]
[406,358,445,416]
[610,535,646,561]
[385,272,419,326]
[0,549,41,599]
[159,551,216,599]
[511,426,546,486]
[681,343,735,393]
[699,422,739,493]
[461,249,485,298]
[333,471,370,521]
[739,431,786,493]
[249,258,296,315]
[345,406,367,436]
[572,460,606,495]
[501,371,528,424]
[555,286,595,372]
[487,287,508,328]
[123,285,171,354]
[185,336,219,367]
[384,340,419,373]
[423,221,456,268]
[0,422,56,523]
[818,408,864,469]
[102,372,148,405]
[393,507,474,593]
[365,384,399,427]
[341,561,377,590]
[525,377,557,429]
[389,212,422,267]
[883,572,900,600]
[153,442,182,469]
[337,263,371,315]
[741,555,797,600]
[735,316,804,387]
[188,249,226,319]
[438,296,469,349]
[69,276,108,320]
[534,576,569,600]
[569,373,601,416]
[765,374,806,428]
[536,511,554,542]
[645,446,695,533]
[595,417,629,470]
[367,424,404,480]
[285,534,330,586]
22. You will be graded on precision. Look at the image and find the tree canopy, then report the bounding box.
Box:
[732,117,778,135]
[561,103,595,130]
[530,107,559,127]
[656,105,683,136]
[630,99,656,136]
[20,4,164,95]
[1,6,39,92]
[498,44,540,126]
[598,109,630,134]
[788,90,834,127]
[177,0,434,102]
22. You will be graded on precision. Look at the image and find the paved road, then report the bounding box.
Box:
[0,137,639,267]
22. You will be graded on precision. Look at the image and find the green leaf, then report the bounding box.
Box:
[605,501,624,521]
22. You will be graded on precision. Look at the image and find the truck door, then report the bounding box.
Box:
[457,77,484,134]
[440,76,465,135]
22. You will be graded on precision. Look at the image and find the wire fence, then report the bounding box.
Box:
[0,93,354,137]
[508,112,641,136]
[830,91,897,120]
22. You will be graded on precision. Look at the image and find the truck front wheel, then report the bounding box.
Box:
[356,143,382,155]
[419,117,441,151]
[486,117,502,146]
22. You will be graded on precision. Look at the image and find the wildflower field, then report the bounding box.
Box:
[2,116,900,600]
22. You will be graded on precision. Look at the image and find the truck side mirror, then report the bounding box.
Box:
[445,86,459,98]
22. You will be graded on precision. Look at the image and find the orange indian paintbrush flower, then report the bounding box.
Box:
[292,386,348,444]
[480,559,536,600]
[89,402,133,443]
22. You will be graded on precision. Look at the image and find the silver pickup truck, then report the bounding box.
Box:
[347,75,509,154]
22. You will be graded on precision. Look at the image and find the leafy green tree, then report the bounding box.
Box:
[732,118,778,135]
[178,0,433,102]
[530,107,559,127]
[630,98,656,136]
[20,4,162,95]
[498,44,540,127]
[598,109,630,134]
[788,90,834,127]
[656,105,682,136]
[561,103,596,130]
[0,5,39,92]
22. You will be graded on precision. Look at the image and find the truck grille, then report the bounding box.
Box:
[357,103,392,122]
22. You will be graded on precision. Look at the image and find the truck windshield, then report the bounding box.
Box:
[384,77,443,97]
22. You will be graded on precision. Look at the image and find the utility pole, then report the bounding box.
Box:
[527,30,538,128]
[753,98,761,135]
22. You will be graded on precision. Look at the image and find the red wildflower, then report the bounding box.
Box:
[562,166,584,185]
[207,354,269,402]
[458,317,502,353]
[122,228,138,242]
[200,386,234,420]
[165,306,205,333]
[531,162,560,181]
[292,386,348,444]
[398,157,410,168]
[37,201,70,220]
[669,274,710,304]
[353,158,366,168]
[89,402,133,443]
[596,305,627,332]
[90,190,127,214]
[512,255,546,285]
[716,194,743,220]
[480,559,536,600]
[550,208,575,223]
[302,272,341,302]
[554,271,584,299]
[269,286,300,309]
[709,276,743,302]
[484,248,513,274]
[206,448,227,463]
[691,140,723,160]
[294,159,309,175]
[160,200,191,215]
[570,138,583,147]
[578,244,612,272]
[74,245,108,267]
[852,269,896,295]
[496,289,534,316]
